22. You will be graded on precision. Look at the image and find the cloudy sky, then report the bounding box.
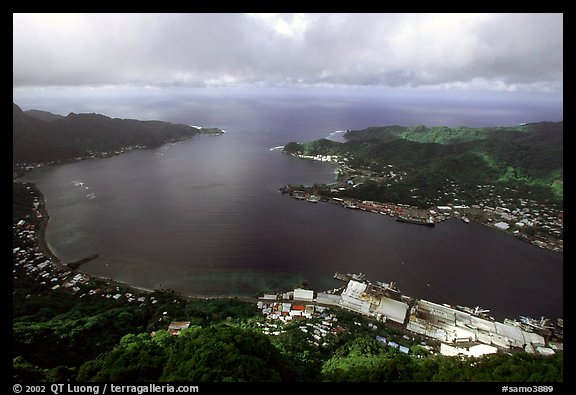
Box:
[13,13,563,93]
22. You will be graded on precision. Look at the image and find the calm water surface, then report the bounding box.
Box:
[21,95,563,321]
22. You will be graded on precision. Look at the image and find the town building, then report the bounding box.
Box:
[168,321,191,336]
[294,288,314,301]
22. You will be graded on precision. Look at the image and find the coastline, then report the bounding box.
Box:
[25,182,233,299]
[24,181,153,295]
[285,186,563,253]
[35,189,61,265]
[279,150,563,254]
[13,131,223,294]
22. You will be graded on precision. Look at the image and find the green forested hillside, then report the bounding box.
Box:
[343,122,562,146]
[14,288,563,382]
[285,122,563,207]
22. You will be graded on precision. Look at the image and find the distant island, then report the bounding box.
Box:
[282,122,563,252]
[13,103,224,170]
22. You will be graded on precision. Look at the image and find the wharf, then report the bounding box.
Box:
[263,272,563,356]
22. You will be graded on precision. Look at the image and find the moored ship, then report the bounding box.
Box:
[396,214,435,226]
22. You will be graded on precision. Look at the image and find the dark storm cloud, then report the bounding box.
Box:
[13,13,563,92]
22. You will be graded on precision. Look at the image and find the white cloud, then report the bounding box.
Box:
[247,13,313,38]
[13,13,563,93]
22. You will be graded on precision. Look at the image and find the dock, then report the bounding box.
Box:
[281,272,563,355]
[66,253,99,270]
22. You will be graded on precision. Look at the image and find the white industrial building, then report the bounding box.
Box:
[338,279,409,324]
[406,299,545,350]
[316,292,341,306]
[374,296,409,324]
[440,343,498,357]
[293,288,314,301]
[340,293,372,315]
[494,221,510,230]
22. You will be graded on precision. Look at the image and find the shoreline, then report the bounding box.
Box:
[286,186,563,253]
[279,151,563,254]
[24,181,157,297]
[27,182,255,300]
[34,186,62,265]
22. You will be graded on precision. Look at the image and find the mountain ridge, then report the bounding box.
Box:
[24,109,65,122]
[13,103,212,164]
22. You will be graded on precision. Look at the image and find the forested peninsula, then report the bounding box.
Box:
[13,103,223,166]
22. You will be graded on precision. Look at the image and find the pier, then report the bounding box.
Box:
[264,272,563,355]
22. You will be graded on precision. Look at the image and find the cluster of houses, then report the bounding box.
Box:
[291,151,407,186]
[14,145,148,178]
[12,187,72,292]
[256,289,410,350]
[255,302,343,347]
[84,145,147,160]
[257,289,321,327]
[293,153,344,164]
[257,288,345,346]
[257,300,318,322]
[435,193,563,252]
[376,335,411,355]
[13,229,159,305]
[257,283,412,349]
[430,180,563,251]
[13,242,64,290]
[12,184,162,307]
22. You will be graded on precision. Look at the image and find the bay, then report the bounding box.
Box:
[20,92,563,321]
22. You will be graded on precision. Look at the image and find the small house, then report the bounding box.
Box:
[168,321,191,336]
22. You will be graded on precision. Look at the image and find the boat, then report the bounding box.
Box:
[462,217,470,224]
[456,305,492,319]
[396,215,435,226]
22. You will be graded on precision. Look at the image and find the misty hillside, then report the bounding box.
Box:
[13,103,201,164]
[344,122,563,146]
